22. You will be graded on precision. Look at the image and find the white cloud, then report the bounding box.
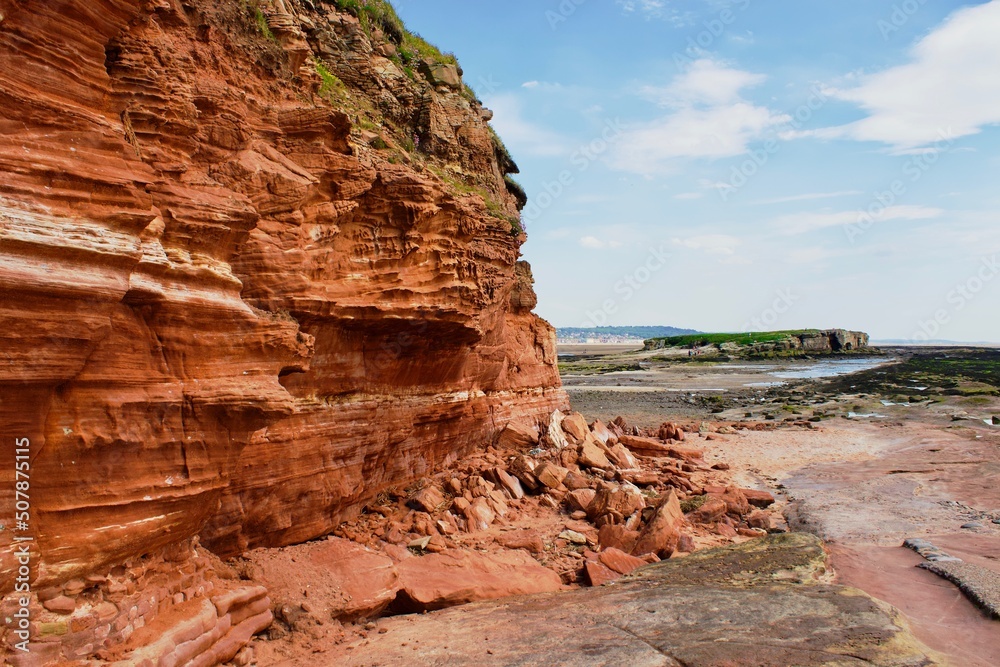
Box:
[802,1,1000,151]
[772,205,944,235]
[609,59,788,175]
[643,59,765,107]
[673,192,705,200]
[483,93,567,157]
[579,236,623,249]
[521,81,565,92]
[785,246,844,265]
[611,104,789,174]
[753,190,862,205]
[617,0,696,26]
[671,234,741,255]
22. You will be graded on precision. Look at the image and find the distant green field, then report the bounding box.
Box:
[646,330,822,348]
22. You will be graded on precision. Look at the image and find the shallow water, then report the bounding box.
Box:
[767,357,889,380]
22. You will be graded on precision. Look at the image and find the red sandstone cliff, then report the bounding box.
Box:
[0,0,565,651]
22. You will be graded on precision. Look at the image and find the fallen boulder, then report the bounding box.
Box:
[392,550,563,613]
[632,490,684,559]
[561,412,590,443]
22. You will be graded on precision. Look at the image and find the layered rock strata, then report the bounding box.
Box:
[0,0,565,661]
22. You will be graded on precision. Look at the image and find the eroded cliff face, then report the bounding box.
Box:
[0,0,565,616]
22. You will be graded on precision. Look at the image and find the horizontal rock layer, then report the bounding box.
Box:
[0,0,565,617]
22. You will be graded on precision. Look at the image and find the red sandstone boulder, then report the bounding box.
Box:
[498,422,539,450]
[667,445,704,462]
[488,467,525,500]
[565,488,597,513]
[688,497,727,524]
[590,420,615,445]
[507,455,540,492]
[608,443,639,470]
[250,537,398,621]
[561,412,590,444]
[563,470,594,490]
[409,486,447,513]
[464,497,496,531]
[747,510,772,531]
[598,524,640,553]
[393,550,562,612]
[534,462,570,490]
[741,489,776,508]
[578,436,613,470]
[598,548,646,576]
[584,560,619,587]
[716,487,751,517]
[496,530,545,555]
[587,484,645,522]
[632,490,685,559]
[545,410,571,449]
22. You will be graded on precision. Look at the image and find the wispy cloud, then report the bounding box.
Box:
[483,93,567,157]
[672,234,742,255]
[754,190,863,205]
[579,236,623,249]
[617,0,696,26]
[796,1,1000,151]
[772,205,944,235]
[609,59,788,175]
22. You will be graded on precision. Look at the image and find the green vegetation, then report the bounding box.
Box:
[331,0,405,42]
[648,330,822,349]
[504,175,527,212]
[248,2,277,42]
[331,0,456,65]
[315,61,347,101]
[680,495,708,513]
[820,349,1000,398]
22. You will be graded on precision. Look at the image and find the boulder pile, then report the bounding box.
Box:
[327,410,777,592]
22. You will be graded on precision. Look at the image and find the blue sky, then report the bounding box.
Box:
[393,0,1000,342]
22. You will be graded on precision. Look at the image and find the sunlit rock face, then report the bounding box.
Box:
[0,0,566,593]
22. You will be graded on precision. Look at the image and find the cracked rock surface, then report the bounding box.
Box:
[328,533,941,666]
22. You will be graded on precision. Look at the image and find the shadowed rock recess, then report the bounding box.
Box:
[0,0,565,662]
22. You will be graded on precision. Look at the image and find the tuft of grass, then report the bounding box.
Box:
[247,1,277,42]
[315,61,347,101]
[332,0,455,66]
[680,495,708,514]
[332,0,405,43]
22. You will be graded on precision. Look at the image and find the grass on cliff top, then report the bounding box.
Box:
[648,330,822,348]
[330,0,457,65]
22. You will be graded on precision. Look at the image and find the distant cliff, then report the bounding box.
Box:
[644,330,871,356]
